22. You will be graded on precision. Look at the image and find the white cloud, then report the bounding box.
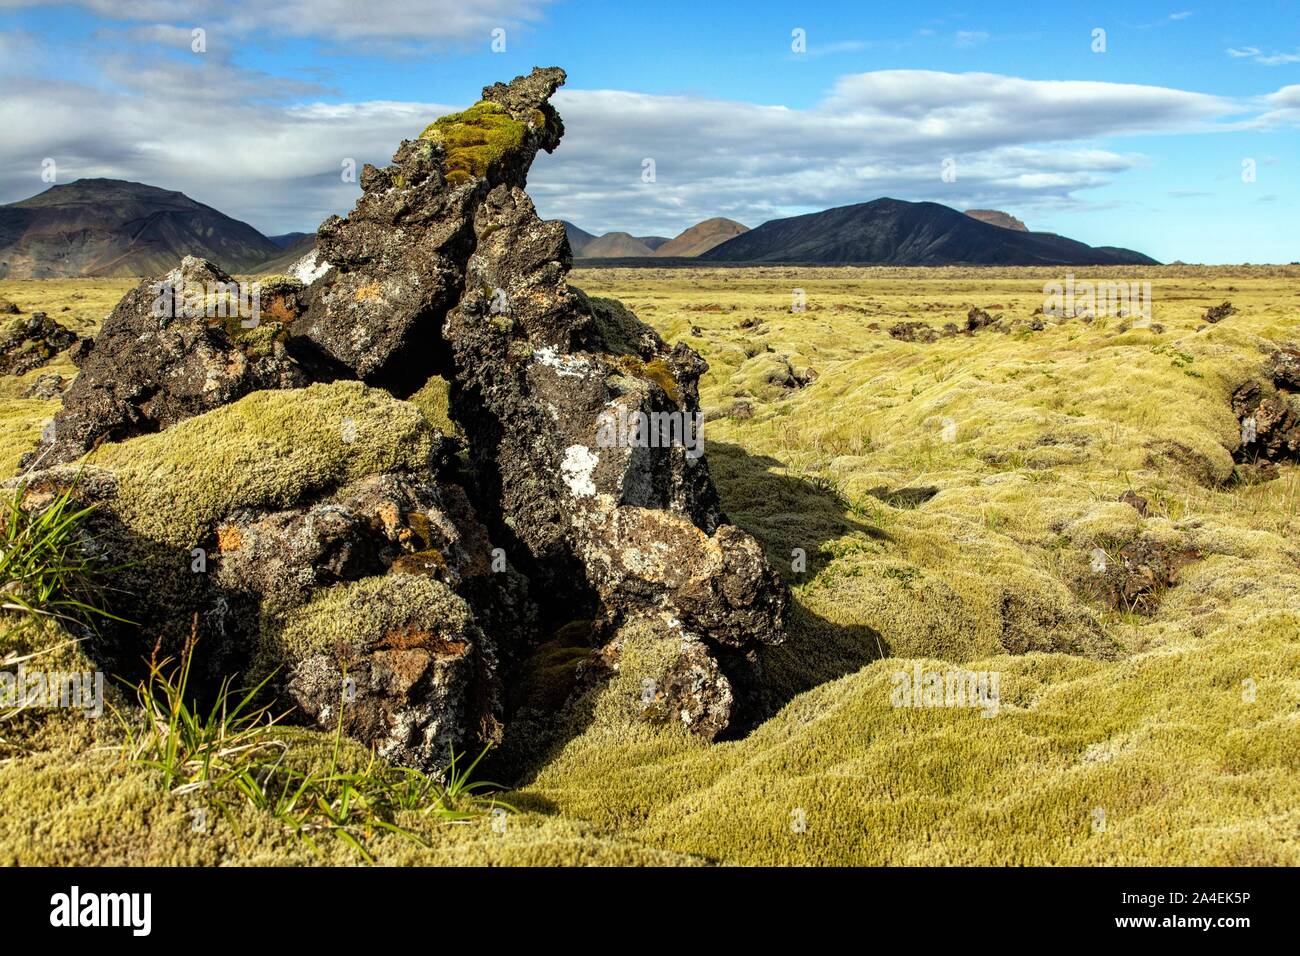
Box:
[1,0,553,46]
[1227,46,1300,65]
[0,32,1277,239]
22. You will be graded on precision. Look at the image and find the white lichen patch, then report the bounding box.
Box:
[289,250,331,285]
[533,346,589,378]
[561,444,599,497]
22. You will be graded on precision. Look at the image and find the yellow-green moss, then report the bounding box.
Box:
[420,101,527,185]
[614,355,682,405]
[271,574,471,659]
[5,267,1300,866]
[94,381,436,547]
[406,373,460,439]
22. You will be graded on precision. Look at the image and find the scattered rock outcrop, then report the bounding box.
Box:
[16,67,788,758]
[1082,537,1200,615]
[14,383,526,769]
[23,372,66,399]
[1202,302,1236,324]
[1232,347,1300,469]
[1234,382,1300,463]
[1268,347,1300,390]
[20,257,306,468]
[0,312,78,376]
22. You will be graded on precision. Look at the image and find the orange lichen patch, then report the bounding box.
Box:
[374,647,432,690]
[374,501,401,536]
[379,624,467,656]
[258,292,301,324]
[353,282,383,303]
[215,524,243,553]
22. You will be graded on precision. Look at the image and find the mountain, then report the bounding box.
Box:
[565,218,748,259]
[578,231,656,257]
[0,179,283,278]
[654,217,749,257]
[267,231,312,249]
[255,234,316,274]
[702,198,1156,266]
[562,220,597,257]
[964,209,1028,232]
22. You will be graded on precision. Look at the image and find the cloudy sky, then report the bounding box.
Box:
[0,0,1297,262]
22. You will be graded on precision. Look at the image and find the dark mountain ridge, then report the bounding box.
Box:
[0,179,283,278]
[701,198,1156,266]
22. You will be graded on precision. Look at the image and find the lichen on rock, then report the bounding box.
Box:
[16,65,787,762]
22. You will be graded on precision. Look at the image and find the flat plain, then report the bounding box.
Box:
[2,265,1297,865]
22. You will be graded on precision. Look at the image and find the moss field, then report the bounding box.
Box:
[2,266,1298,865]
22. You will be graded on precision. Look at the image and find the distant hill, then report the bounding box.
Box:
[702,198,1156,266]
[254,234,316,274]
[267,231,312,249]
[654,218,748,257]
[0,179,283,278]
[562,221,597,257]
[565,218,747,259]
[964,209,1028,232]
[579,231,656,258]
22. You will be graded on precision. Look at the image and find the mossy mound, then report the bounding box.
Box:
[271,574,474,660]
[94,381,440,547]
[516,609,1300,865]
[420,101,527,186]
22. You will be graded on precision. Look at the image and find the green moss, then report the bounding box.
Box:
[0,399,55,477]
[406,373,460,439]
[614,355,682,405]
[586,295,644,357]
[269,574,473,659]
[94,382,437,547]
[420,101,527,185]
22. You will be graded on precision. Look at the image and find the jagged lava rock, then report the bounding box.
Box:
[0,311,78,376]
[303,67,788,736]
[292,67,566,390]
[21,257,305,468]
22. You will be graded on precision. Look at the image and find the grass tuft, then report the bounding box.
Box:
[119,619,510,862]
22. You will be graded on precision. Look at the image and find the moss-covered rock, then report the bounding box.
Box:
[272,575,500,768]
[96,381,440,547]
[421,101,528,186]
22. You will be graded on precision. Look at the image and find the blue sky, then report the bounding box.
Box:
[1,0,1297,262]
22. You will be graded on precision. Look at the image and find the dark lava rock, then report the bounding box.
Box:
[1233,381,1300,463]
[23,372,67,399]
[889,321,940,343]
[1082,537,1200,615]
[1118,490,1149,516]
[966,305,1000,332]
[293,67,566,391]
[20,257,307,468]
[1268,348,1300,390]
[17,66,788,755]
[1202,302,1237,324]
[0,312,78,376]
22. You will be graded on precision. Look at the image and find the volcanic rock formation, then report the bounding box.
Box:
[15,67,788,764]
